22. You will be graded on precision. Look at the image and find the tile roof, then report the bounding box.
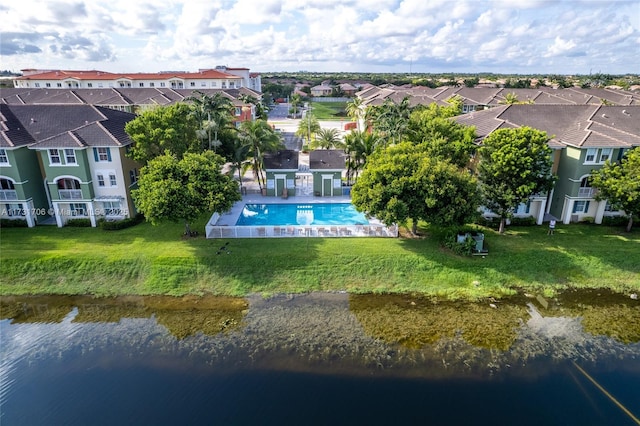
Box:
[0,104,134,149]
[14,69,242,82]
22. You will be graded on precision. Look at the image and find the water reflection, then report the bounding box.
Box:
[1,295,248,339]
[1,291,639,425]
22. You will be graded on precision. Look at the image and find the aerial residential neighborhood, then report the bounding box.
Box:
[2,67,639,232]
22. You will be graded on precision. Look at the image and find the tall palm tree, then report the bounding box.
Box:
[239,120,284,191]
[370,96,413,146]
[186,91,234,151]
[313,128,343,150]
[344,130,381,184]
[290,93,303,118]
[345,97,364,131]
[227,136,253,191]
[296,113,321,146]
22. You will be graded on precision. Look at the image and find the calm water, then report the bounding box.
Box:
[1,292,639,425]
[235,203,370,226]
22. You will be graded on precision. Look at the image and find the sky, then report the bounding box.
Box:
[2,0,639,75]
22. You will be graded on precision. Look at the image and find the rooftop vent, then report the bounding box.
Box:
[602,113,607,118]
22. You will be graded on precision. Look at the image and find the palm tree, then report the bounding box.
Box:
[239,93,268,120]
[186,91,234,151]
[345,97,363,131]
[227,136,252,191]
[370,96,413,146]
[239,120,284,191]
[290,93,303,118]
[343,130,381,184]
[296,113,321,147]
[313,128,343,150]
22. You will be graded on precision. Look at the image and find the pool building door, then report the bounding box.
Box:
[322,176,332,196]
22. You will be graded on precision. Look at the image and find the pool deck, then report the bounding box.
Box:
[206,194,398,239]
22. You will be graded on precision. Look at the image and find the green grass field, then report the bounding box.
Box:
[1,217,639,300]
[310,102,348,120]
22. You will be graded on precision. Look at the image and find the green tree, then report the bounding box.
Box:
[352,142,480,235]
[345,97,364,131]
[125,103,200,164]
[132,151,241,236]
[289,93,303,118]
[407,104,476,168]
[343,130,381,184]
[185,91,234,152]
[590,147,640,232]
[239,93,268,120]
[239,119,284,191]
[371,96,413,146]
[313,128,343,150]
[296,113,321,145]
[227,137,253,192]
[478,127,556,234]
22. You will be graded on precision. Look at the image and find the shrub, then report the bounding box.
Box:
[66,218,92,227]
[441,230,476,256]
[580,216,595,224]
[602,216,630,227]
[100,214,145,231]
[0,218,29,228]
[509,216,537,226]
[474,216,499,229]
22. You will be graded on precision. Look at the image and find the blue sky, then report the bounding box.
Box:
[2,0,639,74]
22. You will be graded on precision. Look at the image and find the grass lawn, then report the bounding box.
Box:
[310,101,348,120]
[1,217,639,300]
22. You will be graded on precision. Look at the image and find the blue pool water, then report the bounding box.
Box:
[236,203,370,226]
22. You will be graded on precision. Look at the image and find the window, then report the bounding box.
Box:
[150,82,155,87]
[49,149,61,164]
[64,149,76,164]
[139,83,144,87]
[599,148,612,163]
[94,147,111,162]
[572,200,590,214]
[103,201,122,216]
[1,178,15,190]
[99,83,104,88]
[87,83,93,88]
[97,174,105,187]
[57,178,81,190]
[70,203,87,216]
[35,83,40,87]
[585,148,613,164]
[0,149,8,165]
[190,82,196,87]
[129,168,139,185]
[57,83,62,87]
[109,174,117,186]
[234,107,242,116]
[160,82,165,87]
[200,82,206,87]
[211,82,217,87]
[585,148,597,163]
[119,82,126,87]
[5,203,24,216]
[46,83,51,87]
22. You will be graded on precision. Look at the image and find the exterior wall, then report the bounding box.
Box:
[15,77,243,90]
[550,146,625,224]
[265,171,297,196]
[0,147,50,226]
[312,171,342,196]
[89,147,136,221]
[120,147,141,216]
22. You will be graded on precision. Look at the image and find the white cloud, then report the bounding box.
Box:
[1,0,639,74]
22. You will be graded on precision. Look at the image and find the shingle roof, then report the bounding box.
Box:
[263,150,299,170]
[0,104,134,149]
[309,150,346,170]
[453,104,640,149]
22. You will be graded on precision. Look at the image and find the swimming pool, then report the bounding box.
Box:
[235,203,370,226]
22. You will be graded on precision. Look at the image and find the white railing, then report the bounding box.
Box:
[206,224,398,239]
[578,187,596,197]
[58,189,83,200]
[0,190,18,201]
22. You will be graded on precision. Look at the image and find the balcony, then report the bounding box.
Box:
[58,189,83,200]
[0,190,18,201]
[578,187,596,198]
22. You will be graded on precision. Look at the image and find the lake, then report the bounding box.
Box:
[1,291,639,425]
